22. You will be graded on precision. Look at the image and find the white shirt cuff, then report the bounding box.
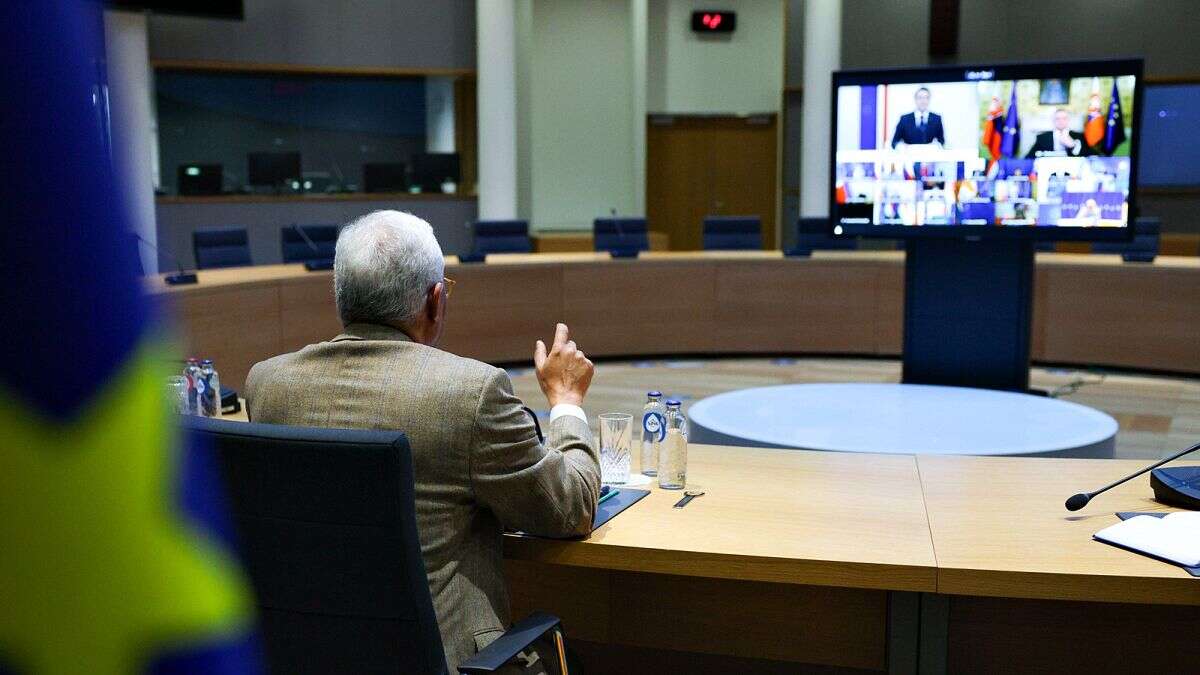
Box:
[549,403,587,425]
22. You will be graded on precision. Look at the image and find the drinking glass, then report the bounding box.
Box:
[598,413,633,485]
[165,375,189,414]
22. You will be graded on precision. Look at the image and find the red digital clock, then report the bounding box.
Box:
[691,10,736,33]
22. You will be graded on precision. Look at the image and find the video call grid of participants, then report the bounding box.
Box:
[834,76,1136,228]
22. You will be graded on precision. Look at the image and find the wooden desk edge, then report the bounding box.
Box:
[935,567,1200,606]
[502,537,937,593]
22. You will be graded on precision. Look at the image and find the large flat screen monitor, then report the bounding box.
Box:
[831,59,1142,240]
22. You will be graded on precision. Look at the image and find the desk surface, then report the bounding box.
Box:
[919,455,1200,605]
[505,444,938,592]
[502,442,1199,605]
[144,250,1200,295]
[216,400,1198,604]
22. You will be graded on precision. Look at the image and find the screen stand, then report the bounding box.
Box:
[902,238,1034,392]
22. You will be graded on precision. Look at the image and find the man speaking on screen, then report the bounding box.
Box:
[1026,108,1094,158]
[891,87,946,147]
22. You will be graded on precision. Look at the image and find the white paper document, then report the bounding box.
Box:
[1093,512,1200,568]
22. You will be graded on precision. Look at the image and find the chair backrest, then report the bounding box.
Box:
[182,416,446,675]
[281,225,339,263]
[193,227,252,269]
[474,219,533,255]
[702,215,762,251]
[593,217,649,253]
[794,217,858,254]
[1091,216,1161,256]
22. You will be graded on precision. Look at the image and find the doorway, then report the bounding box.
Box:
[646,114,778,251]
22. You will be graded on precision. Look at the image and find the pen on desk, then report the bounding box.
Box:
[598,487,620,505]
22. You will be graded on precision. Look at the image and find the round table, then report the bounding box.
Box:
[687,383,1117,458]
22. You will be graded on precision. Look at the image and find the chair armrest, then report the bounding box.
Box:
[457,612,562,674]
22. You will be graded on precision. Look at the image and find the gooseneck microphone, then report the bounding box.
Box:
[1065,440,1200,511]
[134,232,198,285]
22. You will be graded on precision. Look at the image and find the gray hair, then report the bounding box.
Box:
[334,210,445,327]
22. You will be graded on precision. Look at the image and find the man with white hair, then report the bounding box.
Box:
[244,210,600,671]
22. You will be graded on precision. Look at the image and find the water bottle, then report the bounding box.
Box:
[640,391,666,476]
[658,399,687,490]
[199,359,221,417]
[183,358,202,415]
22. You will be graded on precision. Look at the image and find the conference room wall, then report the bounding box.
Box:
[646,0,784,115]
[524,0,640,232]
[147,0,475,71]
[840,0,1200,77]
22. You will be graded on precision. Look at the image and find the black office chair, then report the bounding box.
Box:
[702,215,762,251]
[786,217,859,256]
[594,217,649,257]
[182,416,570,675]
[473,220,533,255]
[1091,216,1160,262]
[193,227,252,269]
[281,225,338,264]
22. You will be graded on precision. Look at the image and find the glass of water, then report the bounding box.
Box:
[165,375,189,414]
[598,413,633,485]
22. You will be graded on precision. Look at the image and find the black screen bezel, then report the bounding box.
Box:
[829,58,1144,242]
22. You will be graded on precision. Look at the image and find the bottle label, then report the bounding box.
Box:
[643,412,666,441]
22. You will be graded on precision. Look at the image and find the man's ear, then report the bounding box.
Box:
[426,282,444,321]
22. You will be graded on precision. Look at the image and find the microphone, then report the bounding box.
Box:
[459,220,485,264]
[293,224,333,271]
[607,207,639,259]
[134,232,197,285]
[1065,440,1200,511]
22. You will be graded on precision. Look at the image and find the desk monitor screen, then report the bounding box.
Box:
[247,151,302,188]
[831,59,1142,241]
[177,163,222,195]
[411,152,460,193]
[363,162,408,193]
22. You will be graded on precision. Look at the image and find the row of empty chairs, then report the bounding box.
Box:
[188,217,1173,270]
[191,217,769,269]
[193,225,340,269]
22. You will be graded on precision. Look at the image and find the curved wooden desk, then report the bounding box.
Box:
[502,446,1199,672]
[146,250,1200,391]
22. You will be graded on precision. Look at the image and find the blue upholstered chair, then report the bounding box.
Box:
[1090,217,1160,262]
[281,224,338,264]
[702,215,762,250]
[786,217,859,256]
[183,416,573,675]
[193,227,252,269]
[473,220,533,255]
[593,217,649,256]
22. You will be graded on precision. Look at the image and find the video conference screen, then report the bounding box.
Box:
[831,59,1142,240]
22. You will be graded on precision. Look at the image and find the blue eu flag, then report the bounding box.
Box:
[1103,79,1127,156]
[999,84,1020,158]
[0,3,260,674]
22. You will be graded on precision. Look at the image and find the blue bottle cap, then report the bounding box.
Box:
[665,399,681,407]
[648,390,662,397]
